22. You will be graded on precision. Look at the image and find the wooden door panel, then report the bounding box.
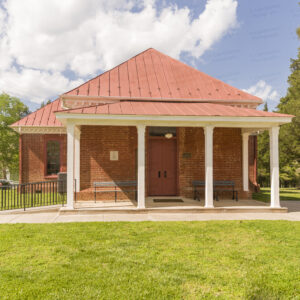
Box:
[148,140,162,195]
[162,139,177,195]
[148,138,177,196]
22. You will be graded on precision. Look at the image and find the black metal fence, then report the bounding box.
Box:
[0,180,66,211]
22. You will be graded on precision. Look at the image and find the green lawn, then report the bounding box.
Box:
[252,187,300,203]
[1,222,300,299]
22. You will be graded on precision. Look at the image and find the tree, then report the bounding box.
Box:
[40,99,51,108]
[0,93,29,180]
[257,102,270,187]
[277,25,300,187]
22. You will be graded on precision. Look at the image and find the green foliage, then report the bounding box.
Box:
[40,99,51,108]
[258,26,300,187]
[0,93,29,180]
[257,130,270,187]
[277,27,300,187]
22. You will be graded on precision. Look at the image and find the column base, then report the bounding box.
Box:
[205,204,214,208]
[270,204,281,208]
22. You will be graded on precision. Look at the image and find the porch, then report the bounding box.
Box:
[54,101,292,212]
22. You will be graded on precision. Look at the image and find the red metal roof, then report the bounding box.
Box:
[13,48,284,128]
[64,48,261,103]
[56,101,291,118]
[12,98,63,127]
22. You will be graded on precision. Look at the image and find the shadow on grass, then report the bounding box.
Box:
[253,188,300,203]
[245,278,285,300]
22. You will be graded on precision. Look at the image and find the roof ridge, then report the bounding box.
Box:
[150,49,261,100]
[55,101,112,113]
[63,48,155,96]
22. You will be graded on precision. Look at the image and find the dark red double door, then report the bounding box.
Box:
[148,139,177,196]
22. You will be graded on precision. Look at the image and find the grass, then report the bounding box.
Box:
[252,187,300,203]
[0,221,300,299]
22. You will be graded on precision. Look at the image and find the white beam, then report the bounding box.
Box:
[204,126,214,208]
[269,127,280,208]
[74,126,81,192]
[137,125,146,209]
[67,123,75,209]
[242,132,250,191]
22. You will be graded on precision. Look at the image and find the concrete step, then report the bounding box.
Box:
[59,206,288,215]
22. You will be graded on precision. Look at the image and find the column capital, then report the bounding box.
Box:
[203,125,214,135]
[137,124,146,132]
[66,122,75,132]
[242,132,250,138]
[269,126,280,135]
[74,125,81,138]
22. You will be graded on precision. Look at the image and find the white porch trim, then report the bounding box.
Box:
[270,127,280,208]
[204,126,214,208]
[11,126,66,134]
[137,125,146,209]
[66,123,75,209]
[55,113,292,128]
[242,132,250,191]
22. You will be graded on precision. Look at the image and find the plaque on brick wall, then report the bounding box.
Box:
[110,151,119,161]
[182,152,191,159]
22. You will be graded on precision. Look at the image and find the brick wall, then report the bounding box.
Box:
[178,127,245,199]
[20,126,256,200]
[79,126,137,200]
[20,134,67,183]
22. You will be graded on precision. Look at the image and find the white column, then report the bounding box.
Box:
[74,126,81,192]
[67,123,75,209]
[269,127,280,208]
[204,126,214,208]
[137,125,146,209]
[242,132,250,191]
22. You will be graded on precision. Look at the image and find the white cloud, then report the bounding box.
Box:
[0,68,83,103]
[243,80,279,103]
[0,0,238,104]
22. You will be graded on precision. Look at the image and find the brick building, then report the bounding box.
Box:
[11,48,293,209]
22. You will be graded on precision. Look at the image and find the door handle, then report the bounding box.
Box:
[158,171,161,178]
[164,171,167,178]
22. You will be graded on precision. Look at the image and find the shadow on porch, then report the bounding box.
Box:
[74,197,269,210]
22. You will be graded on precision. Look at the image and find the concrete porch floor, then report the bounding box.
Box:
[74,197,268,209]
[67,197,287,214]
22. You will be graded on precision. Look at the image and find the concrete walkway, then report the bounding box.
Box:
[0,201,300,223]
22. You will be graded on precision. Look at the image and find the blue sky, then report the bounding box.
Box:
[195,0,299,111]
[0,0,299,112]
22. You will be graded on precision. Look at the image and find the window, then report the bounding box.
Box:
[46,140,60,175]
[149,127,177,137]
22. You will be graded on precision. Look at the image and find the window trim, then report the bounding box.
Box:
[44,136,63,178]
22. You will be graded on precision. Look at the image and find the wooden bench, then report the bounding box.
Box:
[192,180,238,202]
[93,181,137,202]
